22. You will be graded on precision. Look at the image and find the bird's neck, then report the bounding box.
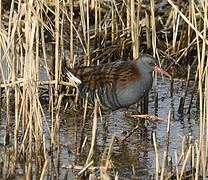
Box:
[137,62,152,75]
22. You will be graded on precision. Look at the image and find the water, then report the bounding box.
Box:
[0,77,199,179]
[57,78,199,179]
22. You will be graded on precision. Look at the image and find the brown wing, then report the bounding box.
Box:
[71,61,141,90]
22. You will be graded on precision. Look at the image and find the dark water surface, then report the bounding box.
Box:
[58,78,199,179]
[0,78,199,179]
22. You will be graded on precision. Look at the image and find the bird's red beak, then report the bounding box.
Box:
[154,65,171,79]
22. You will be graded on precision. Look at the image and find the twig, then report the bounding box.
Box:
[117,124,139,143]
[78,160,94,176]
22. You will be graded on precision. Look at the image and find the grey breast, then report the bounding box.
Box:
[116,72,153,108]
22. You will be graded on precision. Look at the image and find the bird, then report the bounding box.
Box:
[64,54,171,112]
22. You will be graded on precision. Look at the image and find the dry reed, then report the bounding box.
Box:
[0,0,207,179]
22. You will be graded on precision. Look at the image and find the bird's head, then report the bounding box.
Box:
[138,54,171,79]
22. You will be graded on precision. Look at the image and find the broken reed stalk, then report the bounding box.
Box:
[130,0,139,59]
[195,142,200,178]
[54,0,60,96]
[12,85,19,175]
[78,93,89,155]
[98,0,101,41]
[178,65,191,113]
[104,135,115,171]
[80,0,91,65]
[150,0,156,56]
[204,68,208,177]
[25,2,35,178]
[69,0,74,66]
[85,100,98,165]
[174,151,179,180]
[153,132,159,180]
[160,111,171,180]
[93,0,97,37]
[100,135,115,178]
[40,159,48,180]
[172,7,178,54]
[78,160,94,176]
[180,145,192,179]
[187,68,198,114]
[150,0,157,114]
[111,1,115,44]
[86,0,90,65]
[191,144,195,178]
[145,10,151,50]
[160,151,167,180]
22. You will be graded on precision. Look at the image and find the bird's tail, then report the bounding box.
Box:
[64,66,82,85]
[62,57,82,85]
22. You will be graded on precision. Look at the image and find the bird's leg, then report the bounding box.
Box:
[140,95,149,114]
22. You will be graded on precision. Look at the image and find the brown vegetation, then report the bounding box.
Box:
[0,0,207,179]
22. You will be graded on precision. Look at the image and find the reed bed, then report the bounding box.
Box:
[0,0,207,179]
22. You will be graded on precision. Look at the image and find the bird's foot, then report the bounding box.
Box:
[124,112,164,122]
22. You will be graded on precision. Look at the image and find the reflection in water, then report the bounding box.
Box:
[0,78,199,178]
[57,78,199,178]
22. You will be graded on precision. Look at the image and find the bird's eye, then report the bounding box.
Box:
[149,61,155,66]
